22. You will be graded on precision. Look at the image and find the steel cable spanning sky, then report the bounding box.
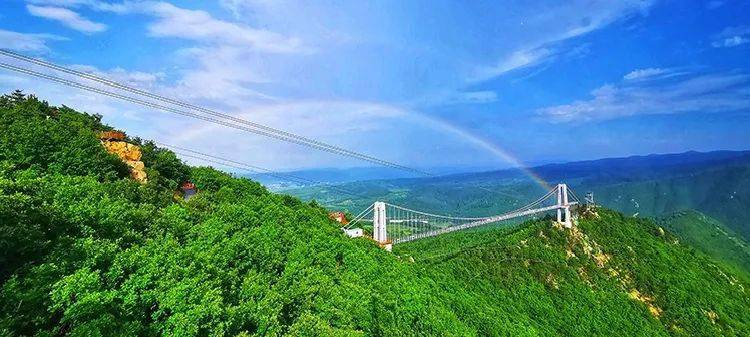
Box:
[167,151,366,209]
[0,50,556,203]
[0,49,431,176]
[0,60,542,204]
[156,142,369,199]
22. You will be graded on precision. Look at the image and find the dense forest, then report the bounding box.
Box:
[658,210,750,279]
[2,91,750,336]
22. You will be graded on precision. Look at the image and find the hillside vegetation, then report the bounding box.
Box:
[396,209,750,336]
[2,92,750,336]
[658,210,750,279]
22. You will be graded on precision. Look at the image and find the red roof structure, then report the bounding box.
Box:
[98,131,126,141]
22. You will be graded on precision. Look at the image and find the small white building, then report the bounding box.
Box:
[343,228,363,238]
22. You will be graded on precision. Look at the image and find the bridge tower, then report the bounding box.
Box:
[585,191,595,206]
[373,201,387,243]
[556,184,572,228]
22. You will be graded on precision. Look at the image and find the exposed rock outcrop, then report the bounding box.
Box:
[99,131,148,183]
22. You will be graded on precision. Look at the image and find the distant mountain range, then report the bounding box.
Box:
[289,149,750,273]
[244,160,566,190]
[244,167,416,189]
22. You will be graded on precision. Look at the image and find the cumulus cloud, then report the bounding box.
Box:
[26,5,107,33]
[538,71,750,122]
[91,1,307,54]
[23,1,310,107]
[27,0,307,53]
[623,68,669,80]
[712,26,750,48]
[713,36,749,48]
[0,29,66,52]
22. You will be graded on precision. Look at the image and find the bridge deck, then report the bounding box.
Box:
[394,202,577,244]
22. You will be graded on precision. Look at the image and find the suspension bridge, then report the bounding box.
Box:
[343,184,581,250]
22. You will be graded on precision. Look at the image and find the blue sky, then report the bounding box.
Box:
[1,0,749,174]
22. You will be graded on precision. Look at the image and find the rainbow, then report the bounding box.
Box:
[410,113,553,191]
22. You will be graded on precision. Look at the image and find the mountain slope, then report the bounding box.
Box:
[397,209,750,336]
[658,210,750,279]
[2,92,749,336]
[0,92,476,336]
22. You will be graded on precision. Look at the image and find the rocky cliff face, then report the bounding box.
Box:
[99,131,148,183]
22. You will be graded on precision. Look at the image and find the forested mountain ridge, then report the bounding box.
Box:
[2,92,749,336]
[657,210,750,280]
[397,209,750,336]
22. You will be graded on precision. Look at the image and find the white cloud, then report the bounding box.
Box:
[68,64,165,88]
[456,91,498,104]
[623,68,669,80]
[713,36,749,48]
[0,70,170,127]
[712,26,750,48]
[87,1,307,54]
[470,48,552,82]
[27,0,308,53]
[0,56,171,124]
[538,71,750,122]
[469,0,655,82]
[26,0,94,5]
[161,46,280,109]
[22,1,311,110]
[145,3,305,53]
[26,0,128,12]
[25,1,305,110]
[0,29,66,52]
[414,90,499,107]
[26,5,107,33]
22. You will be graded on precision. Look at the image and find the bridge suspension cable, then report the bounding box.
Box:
[0,50,560,204]
[156,142,367,199]
[0,50,430,176]
[0,51,564,211]
[566,187,582,203]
